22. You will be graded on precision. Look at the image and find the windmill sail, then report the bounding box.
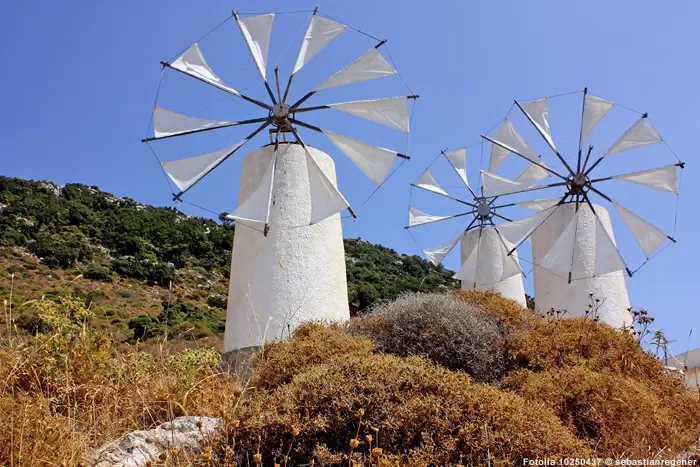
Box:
[581,94,614,144]
[520,97,555,151]
[323,130,398,185]
[305,150,351,224]
[455,229,522,286]
[540,210,580,276]
[515,159,550,182]
[516,198,561,212]
[423,233,462,266]
[613,165,679,194]
[328,97,410,133]
[226,152,276,224]
[414,169,449,197]
[444,148,470,188]
[495,206,559,248]
[170,44,240,96]
[315,48,397,91]
[489,119,539,171]
[161,140,245,193]
[236,13,275,80]
[154,107,232,138]
[593,216,627,276]
[481,171,535,197]
[612,201,669,259]
[408,206,452,227]
[604,117,662,157]
[293,15,348,74]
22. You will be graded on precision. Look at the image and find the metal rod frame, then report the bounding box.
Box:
[142,117,269,143]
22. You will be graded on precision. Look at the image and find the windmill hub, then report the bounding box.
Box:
[272,103,290,122]
[477,200,492,220]
[568,172,590,195]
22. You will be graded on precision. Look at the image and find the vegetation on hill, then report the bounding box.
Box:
[1,291,698,465]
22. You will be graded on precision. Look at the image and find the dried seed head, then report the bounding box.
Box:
[349,438,360,449]
[233,388,242,397]
[365,434,373,443]
[253,453,262,463]
[291,426,300,437]
[196,420,203,429]
[371,447,383,458]
[159,451,168,461]
[231,419,241,429]
[358,408,365,417]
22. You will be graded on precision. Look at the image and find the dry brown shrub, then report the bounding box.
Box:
[251,322,375,389]
[347,293,508,383]
[0,332,239,466]
[223,333,590,466]
[505,367,700,457]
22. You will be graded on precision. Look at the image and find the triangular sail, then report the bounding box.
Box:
[455,228,522,286]
[315,47,397,91]
[540,210,579,275]
[154,107,232,138]
[323,130,397,185]
[170,44,240,96]
[489,119,539,171]
[328,96,410,133]
[516,198,561,212]
[305,150,351,224]
[495,206,558,248]
[515,159,550,182]
[604,117,662,157]
[444,147,470,188]
[408,206,452,227]
[613,165,679,194]
[453,237,480,285]
[414,169,449,197]
[593,216,627,276]
[481,171,535,197]
[521,97,555,150]
[161,140,245,193]
[612,201,668,259]
[226,151,276,224]
[423,232,463,266]
[293,15,348,74]
[236,14,275,80]
[581,94,614,144]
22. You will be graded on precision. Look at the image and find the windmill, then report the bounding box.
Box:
[478,89,684,326]
[405,147,536,306]
[143,9,416,353]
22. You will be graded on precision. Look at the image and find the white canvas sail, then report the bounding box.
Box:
[612,201,668,259]
[515,159,550,182]
[495,206,558,248]
[613,165,679,194]
[489,119,539,171]
[170,44,240,96]
[293,15,348,74]
[237,13,275,79]
[581,94,614,144]
[604,117,662,157]
[593,216,627,275]
[323,130,397,185]
[423,233,462,266]
[328,96,410,133]
[540,211,579,275]
[444,147,470,188]
[481,171,535,197]
[305,150,350,224]
[226,152,276,224]
[153,107,232,138]
[521,97,555,150]
[414,169,449,197]
[315,48,397,91]
[408,206,452,227]
[161,140,245,193]
[516,198,562,212]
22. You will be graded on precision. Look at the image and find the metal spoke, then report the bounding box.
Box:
[409,183,477,209]
[577,87,588,171]
[141,117,270,143]
[287,123,356,219]
[481,135,568,182]
[441,149,477,199]
[514,99,575,176]
[274,67,282,103]
[404,210,476,229]
[283,7,317,103]
[492,212,513,223]
[294,95,420,114]
[263,127,282,236]
[172,119,272,200]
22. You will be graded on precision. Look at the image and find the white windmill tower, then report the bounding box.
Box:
[405,147,538,306]
[478,89,684,327]
[142,9,416,354]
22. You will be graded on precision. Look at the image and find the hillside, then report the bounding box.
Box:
[0,175,458,342]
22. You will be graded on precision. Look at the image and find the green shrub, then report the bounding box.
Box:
[83,264,113,282]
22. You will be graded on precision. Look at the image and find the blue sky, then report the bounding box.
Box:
[1,1,698,354]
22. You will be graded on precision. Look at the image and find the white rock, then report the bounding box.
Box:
[87,416,222,467]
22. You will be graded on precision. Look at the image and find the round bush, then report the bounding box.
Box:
[347,293,508,383]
